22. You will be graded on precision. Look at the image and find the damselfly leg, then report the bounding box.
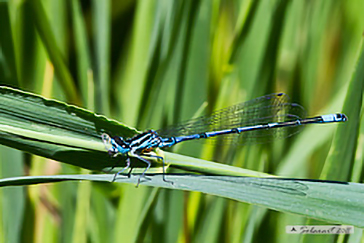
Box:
[130,151,152,187]
[142,153,174,185]
[112,157,131,182]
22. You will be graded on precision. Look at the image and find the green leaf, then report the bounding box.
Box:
[321,37,364,181]
[0,85,137,171]
[0,173,363,228]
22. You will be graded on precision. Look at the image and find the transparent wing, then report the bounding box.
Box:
[157,93,307,145]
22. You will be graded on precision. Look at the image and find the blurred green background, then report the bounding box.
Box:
[0,0,363,242]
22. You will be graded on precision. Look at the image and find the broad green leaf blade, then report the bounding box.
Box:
[0,174,363,228]
[0,85,137,171]
[164,151,270,177]
[321,37,364,181]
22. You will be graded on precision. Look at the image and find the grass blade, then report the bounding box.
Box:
[0,173,363,228]
[321,37,364,181]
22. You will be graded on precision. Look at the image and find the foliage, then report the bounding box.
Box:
[0,0,364,242]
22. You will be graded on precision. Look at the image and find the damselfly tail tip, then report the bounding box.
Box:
[101,133,113,151]
[321,113,348,123]
[337,113,348,122]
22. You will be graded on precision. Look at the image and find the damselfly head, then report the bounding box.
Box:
[101,133,111,144]
[101,133,116,153]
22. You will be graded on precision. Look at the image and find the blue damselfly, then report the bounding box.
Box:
[102,93,347,186]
